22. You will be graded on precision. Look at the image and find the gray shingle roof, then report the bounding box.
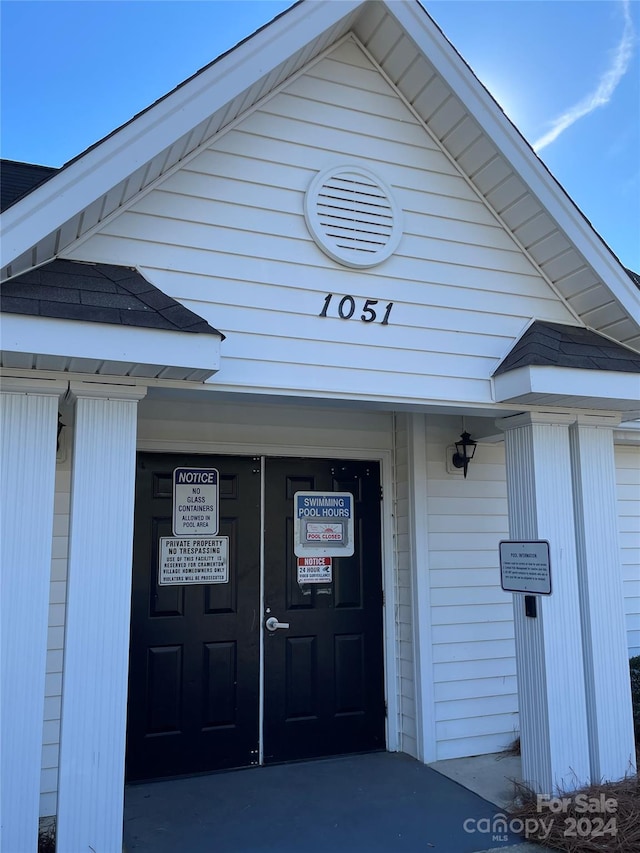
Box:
[625,267,640,290]
[494,321,640,376]
[1,259,223,337]
[1,160,58,212]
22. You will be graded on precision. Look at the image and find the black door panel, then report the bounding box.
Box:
[262,458,385,763]
[127,454,260,782]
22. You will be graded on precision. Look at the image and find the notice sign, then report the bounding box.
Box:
[294,491,354,557]
[173,467,219,536]
[159,536,229,585]
[297,556,332,584]
[499,540,552,595]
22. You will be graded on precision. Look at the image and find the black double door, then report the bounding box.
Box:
[126,453,385,782]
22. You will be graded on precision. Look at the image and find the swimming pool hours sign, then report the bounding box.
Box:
[294,491,355,557]
[172,467,219,536]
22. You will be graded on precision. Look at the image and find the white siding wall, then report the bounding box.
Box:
[615,444,640,657]
[425,416,518,760]
[68,39,575,409]
[393,414,418,757]
[40,447,71,817]
[136,398,393,455]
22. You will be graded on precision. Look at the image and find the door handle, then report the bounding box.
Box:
[265,616,290,632]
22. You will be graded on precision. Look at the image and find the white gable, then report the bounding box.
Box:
[63,39,580,409]
[2,0,639,356]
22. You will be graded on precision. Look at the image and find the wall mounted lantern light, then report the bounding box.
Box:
[57,412,65,451]
[451,431,477,478]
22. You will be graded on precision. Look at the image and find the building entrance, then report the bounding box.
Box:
[126,453,385,781]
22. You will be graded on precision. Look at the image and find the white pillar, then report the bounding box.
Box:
[406,413,437,763]
[569,416,636,780]
[56,382,146,853]
[1,377,66,853]
[498,413,590,794]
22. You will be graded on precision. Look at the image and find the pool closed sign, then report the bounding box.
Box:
[172,467,219,536]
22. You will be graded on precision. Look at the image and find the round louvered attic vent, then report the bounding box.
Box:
[304,166,402,268]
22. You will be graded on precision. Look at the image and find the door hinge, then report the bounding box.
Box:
[381,590,385,607]
[384,701,388,718]
[379,485,383,500]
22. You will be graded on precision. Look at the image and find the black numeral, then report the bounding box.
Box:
[319,293,333,317]
[338,295,356,319]
[361,299,378,322]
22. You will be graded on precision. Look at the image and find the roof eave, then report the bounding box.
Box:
[492,364,640,414]
[387,1,640,314]
[0,0,363,268]
[0,313,222,381]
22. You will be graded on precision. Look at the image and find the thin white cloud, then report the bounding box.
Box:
[533,0,636,152]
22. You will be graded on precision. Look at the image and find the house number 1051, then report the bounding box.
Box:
[319,294,393,325]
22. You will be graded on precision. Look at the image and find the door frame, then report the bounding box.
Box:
[135,437,399,756]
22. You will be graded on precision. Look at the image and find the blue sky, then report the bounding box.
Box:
[1,0,638,271]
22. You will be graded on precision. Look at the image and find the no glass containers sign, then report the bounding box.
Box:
[172,467,219,536]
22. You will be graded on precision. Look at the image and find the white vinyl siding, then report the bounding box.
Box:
[421,429,639,761]
[615,444,640,657]
[393,413,418,757]
[40,456,71,817]
[68,40,575,408]
[136,398,394,456]
[425,417,517,760]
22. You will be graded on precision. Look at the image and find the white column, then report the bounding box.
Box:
[569,416,636,780]
[497,412,590,794]
[56,382,146,853]
[406,413,437,763]
[1,377,66,853]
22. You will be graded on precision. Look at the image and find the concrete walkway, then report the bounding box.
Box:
[124,751,544,853]
[430,752,524,811]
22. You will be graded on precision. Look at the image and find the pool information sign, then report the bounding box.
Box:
[499,540,552,595]
[294,491,355,557]
[172,467,219,536]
